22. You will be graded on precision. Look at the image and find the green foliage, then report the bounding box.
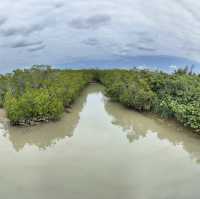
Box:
[1,66,200,132]
[2,66,92,125]
[99,69,200,132]
[4,91,22,124]
[100,70,155,111]
[4,89,64,125]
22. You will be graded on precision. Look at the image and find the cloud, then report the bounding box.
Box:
[54,2,64,9]
[0,0,200,72]
[0,17,7,26]
[1,23,45,37]
[169,65,177,70]
[176,0,200,22]
[69,14,111,30]
[138,37,154,43]
[28,44,46,52]
[137,46,156,52]
[10,40,43,48]
[116,43,156,55]
[82,38,99,46]
[136,65,150,70]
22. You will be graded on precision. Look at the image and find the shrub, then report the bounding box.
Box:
[100,69,200,132]
[2,67,93,124]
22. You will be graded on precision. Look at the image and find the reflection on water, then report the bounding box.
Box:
[105,100,200,163]
[6,85,103,151]
[1,84,200,199]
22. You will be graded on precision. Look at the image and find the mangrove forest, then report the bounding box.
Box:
[0,65,199,132]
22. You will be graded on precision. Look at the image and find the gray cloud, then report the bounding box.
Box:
[0,17,7,26]
[11,40,43,48]
[69,14,111,29]
[177,0,200,22]
[138,37,154,43]
[137,46,156,52]
[54,2,64,9]
[82,38,99,46]
[126,43,136,48]
[131,31,155,44]
[28,44,46,52]
[0,0,200,72]
[1,23,45,37]
[125,43,156,52]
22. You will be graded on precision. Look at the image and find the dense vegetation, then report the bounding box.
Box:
[0,65,93,125]
[0,65,200,132]
[99,67,200,132]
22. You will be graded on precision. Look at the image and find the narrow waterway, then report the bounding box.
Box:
[0,84,200,199]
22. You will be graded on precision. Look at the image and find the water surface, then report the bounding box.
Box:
[0,84,200,199]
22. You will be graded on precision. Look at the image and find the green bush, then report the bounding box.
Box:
[4,89,64,124]
[100,69,200,132]
[118,81,155,111]
[2,66,93,125]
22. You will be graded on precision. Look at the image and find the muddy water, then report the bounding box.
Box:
[0,84,200,199]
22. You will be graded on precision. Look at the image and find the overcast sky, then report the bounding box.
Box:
[0,0,200,73]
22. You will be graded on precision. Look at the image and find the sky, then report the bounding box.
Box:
[0,0,200,73]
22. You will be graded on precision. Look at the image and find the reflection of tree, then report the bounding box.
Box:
[126,128,139,143]
[105,99,200,162]
[7,85,103,152]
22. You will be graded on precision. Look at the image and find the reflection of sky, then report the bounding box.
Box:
[105,98,200,164]
[1,0,200,73]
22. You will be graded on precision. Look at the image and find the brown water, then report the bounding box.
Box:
[1,84,200,199]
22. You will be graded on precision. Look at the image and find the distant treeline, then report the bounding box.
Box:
[0,65,200,132]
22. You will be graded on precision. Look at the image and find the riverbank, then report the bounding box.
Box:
[0,109,6,119]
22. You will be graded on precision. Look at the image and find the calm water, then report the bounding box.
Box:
[1,84,200,199]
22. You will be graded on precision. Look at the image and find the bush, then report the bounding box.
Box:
[100,69,200,132]
[118,81,155,111]
[2,67,93,125]
[4,89,64,124]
